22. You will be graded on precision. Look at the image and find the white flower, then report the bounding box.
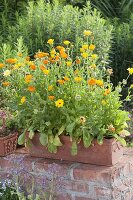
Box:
[3,70,11,76]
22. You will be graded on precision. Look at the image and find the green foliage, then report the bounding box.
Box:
[1,0,112,65]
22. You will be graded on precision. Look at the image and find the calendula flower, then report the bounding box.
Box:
[2,82,10,87]
[63,40,70,45]
[28,86,36,92]
[35,52,49,59]
[101,100,107,105]
[75,59,81,65]
[3,70,11,76]
[25,56,30,61]
[56,46,65,51]
[80,116,86,124]
[6,58,17,64]
[25,74,33,83]
[48,85,54,91]
[96,80,104,87]
[47,39,54,45]
[43,60,49,65]
[66,61,72,67]
[43,69,50,75]
[90,64,96,69]
[127,68,133,75]
[50,49,56,55]
[60,52,68,59]
[63,76,70,81]
[21,96,26,104]
[91,54,98,59]
[82,52,88,59]
[48,96,55,100]
[55,99,64,108]
[83,30,92,36]
[82,44,88,50]
[80,48,85,53]
[75,77,82,82]
[89,44,95,51]
[17,53,23,57]
[87,78,96,86]
[107,124,115,132]
[104,89,110,96]
[40,65,46,71]
[57,79,65,85]
[0,63,5,68]
[30,65,36,70]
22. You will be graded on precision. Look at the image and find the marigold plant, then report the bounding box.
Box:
[1,31,132,154]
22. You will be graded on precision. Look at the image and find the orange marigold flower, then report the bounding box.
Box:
[2,82,10,87]
[0,63,5,68]
[60,51,68,59]
[6,58,17,64]
[96,80,104,87]
[48,85,54,91]
[40,65,46,71]
[25,74,33,83]
[30,65,36,70]
[56,46,65,51]
[43,60,49,65]
[35,52,49,58]
[28,86,36,92]
[76,59,81,65]
[57,79,65,85]
[87,78,96,86]
[48,96,55,100]
[63,76,70,81]
[75,77,82,82]
[104,89,111,96]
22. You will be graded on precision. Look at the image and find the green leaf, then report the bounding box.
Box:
[18,130,26,145]
[71,141,77,155]
[53,135,62,146]
[58,125,65,135]
[39,134,48,146]
[83,131,93,148]
[45,121,51,126]
[66,122,75,134]
[114,134,127,146]
[97,134,104,145]
[29,130,35,139]
[48,144,57,153]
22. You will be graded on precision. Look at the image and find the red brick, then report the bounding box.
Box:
[55,193,72,200]
[75,197,94,200]
[95,187,112,197]
[65,180,89,193]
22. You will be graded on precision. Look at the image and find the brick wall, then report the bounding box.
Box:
[0,148,133,200]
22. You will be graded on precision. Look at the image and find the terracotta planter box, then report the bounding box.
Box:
[29,133,123,166]
[0,132,18,156]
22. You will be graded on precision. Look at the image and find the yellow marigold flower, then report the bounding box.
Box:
[28,86,36,92]
[21,96,26,104]
[127,68,133,75]
[130,84,133,88]
[63,76,70,81]
[96,80,104,87]
[90,64,96,69]
[3,70,11,76]
[6,58,17,64]
[30,65,36,70]
[48,96,55,100]
[17,53,23,57]
[101,100,107,105]
[104,89,110,96]
[47,39,54,45]
[76,59,81,65]
[2,82,10,87]
[91,54,98,59]
[57,79,65,85]
[80,48,85,53]
[83,30,92,36]
[75,77,82,82]
[0,63,5,68]
[55,99,64,108]
[43,69,49,75]
[13,63,24,69]
[66,61,72,67]
[82,44,88,50]
[48,85,54,91]
[50,49,56,55]
[82,52,88,59]
[25,74,33,83]
[107,124,115,132]
[63,40,70,45]
[87,78,96,86]
[89,44,95,51]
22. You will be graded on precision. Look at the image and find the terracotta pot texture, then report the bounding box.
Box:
[29,133,123,166]
[0,132,18,156]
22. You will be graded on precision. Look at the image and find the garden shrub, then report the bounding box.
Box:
[4,0,112,66]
